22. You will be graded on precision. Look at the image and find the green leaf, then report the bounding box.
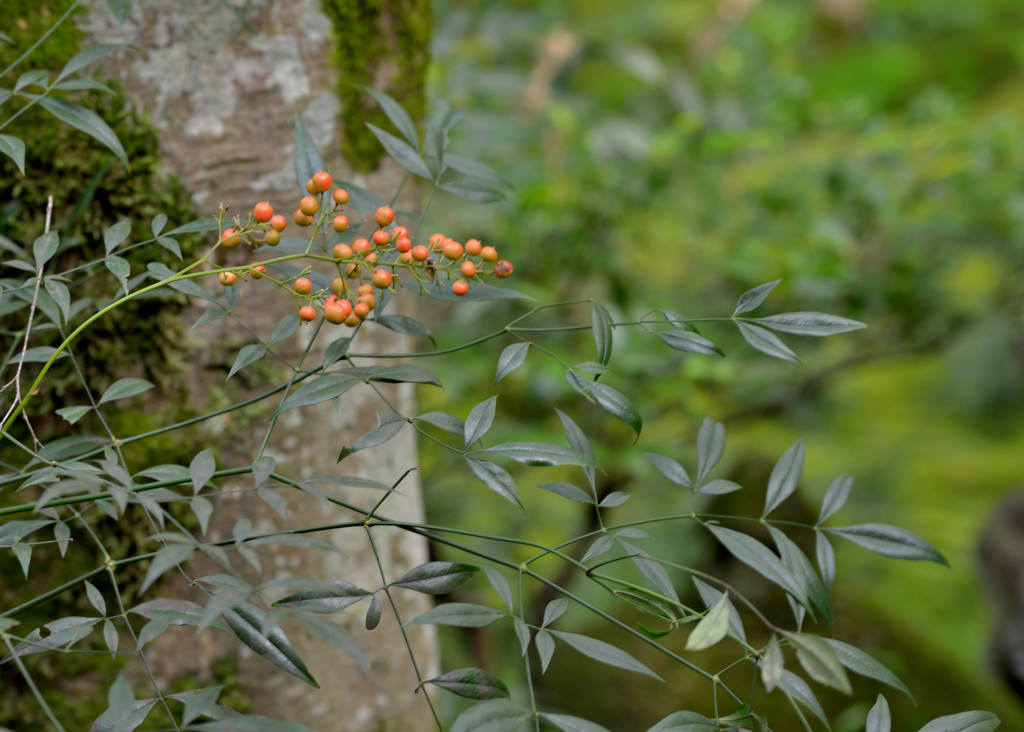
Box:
[540,713,613,732]
[12,542,30,577]
[440,177,507,202]
[567,372,642,437]
[392,561,479,595]
[322,336,351,370]
[85,580,107,615]
[821,638,912,699]
[698,479,742,495]
[592,302,613,364]
[707,525,807,606]
[737,321,800,362]
[105,254,130,295]
[781,630,851,694]
[476,441,595,467]
[365,595,382,630]
[556,408,597,490]
[764,438,805,516]
[916,711,1000,732]
[165,217,219,236]
[777,669,829,727]
[646,710,718,732]
[685,591,731,651]
[407,603,506,628]
[695,417,725,484]
[374,314,433,341]
[818,474,854,524]
[867,695,892,732]
[190,449,215,494]
[613,589,676,623]
[15,70,48,91]
[826,523,948,565]
[299,615,368,673]
[539,482,594,504]
[582,534,615,563]
[753,312,867,337]
[444,153,512,192]
[222,602,318,687]
[37,96,128,166]
[426,667,510,700]
[495,342,529,384]
[484,567,513,611]
[693,578,745,643]
[466,457,522,507]
[278,375,357,412]
[105,0,132,25]
[0,134,25,174]
[549,630,663,680]
[646,453,691,489]
[659,330,721,356]
[140,543,194,594]
[43,278,69,320]
[98,377,153,405]
[356,364,442,385]
[193,717,316,732]
[542,598,569,627]
[347,413,406,452]
[293,114,326,192]
[762,634,784,693]
[767,526,830,628]
[333,180,386,217]
[181,685,224,726]
[816,531,836,593]
[414,411,465,435]
[58,44,120,82]
[536,628,555,672]
[465,395,497,449]
[357,85,420,149]
[367,122,433,180]
[273,581,371,613]
[33,231,58,269]
[620,540,680,604]
[599,491,630,507]
[102,619,118,657]
[228,344,267,379]
[56,405,91,424]
[450,701,530,732]
[733,279,782,316]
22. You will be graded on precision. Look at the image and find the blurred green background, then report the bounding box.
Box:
[415,0,1024,729]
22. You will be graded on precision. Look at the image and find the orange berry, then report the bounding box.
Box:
[294,277,313,295]
[306,179,318,194]
[299,196,319,216]
[250,263,265,279]
[270,214,287,232]
[374,206,395,227]
[219,271,238,286]
[452,279,469,296]
[298,305,317,322]
[345,263,361,278]
[392,226,409,240]
[465,238,482,256]
[363,251,378,264]
[442,240,464,260]
[333,243,353,259]
[312,170,332,192]
[352,238,371,255]
[395,235,412,253]
[294,209,313,227]
[398,251,413,264]
[332,215,349,233]
[331,277,345,294]
[264,229,281,246]
[428,233,446,248]
[494,260,513,278]
[344,312,361,327]
[253,202,273,223]
[333,188,350,205]
[324,301,347,324]
[372,229,391,246]
[411,245,430,261]
[480,245,498,262]
[220,228,241,248]
[460,260,477,278]
[357,283,374,295]
[353,301,370,318]
[372,269,392,288]
[358,292,377,310]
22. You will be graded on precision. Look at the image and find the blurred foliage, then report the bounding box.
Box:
[418,0,1024,727]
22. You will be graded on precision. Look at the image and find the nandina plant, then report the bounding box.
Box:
[0,10,1002,732]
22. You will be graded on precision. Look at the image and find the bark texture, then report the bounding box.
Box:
[82,2,436,729]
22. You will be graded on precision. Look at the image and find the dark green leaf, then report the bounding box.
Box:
[734,279,782,316]
[549,630,662,680]
[440,177,506,203]
[105,254,130,294]
[151,213,167,237]
[646,453,691,489]
[539,482,593,504]
[273,581,370,613]
[777,670,829,727]
[0,134,25,174]
[333,180,386,217]
[465,395,497,449]
[781,630,851,694]
[348,413,406,452]
[105,0,132,25]
[646,711,718,732]
[427,667,510,700]
[476,441,595,467]
[293,114,326,192]
[826,523,948,565]
[193,717,316,732]
[58,44,121,82]
[695,417,725,484]
[764,437,806,516]
[414,411,465,435]
[278,375,357,412]
[33,231,58,269]
[407,603,506,628]
[374,314,433,341]
[365,595,382,630]
[592,302,613,364]
[556,408,597,491]
[443,153,512,192]
[737,321,800,362]
[495,342,529,383]
[270,313,300,344]
[466,457,522,507]
[357,85,420,149]
[619,540,680,604]
[768,526,830,628]
[582,534,615,563]
[599,491,630,507]
[821,638,912,699]
[540,713,613,732]
[392,561,479,595]
[300,614,369,673]
[753,312,867,336]
[165,217,219,236]
[367,122,432,180]
[659,330,721,356]
[222,602,318,687]
[613,589,676,623]
[322,336,351,370]
[56,405,91,424]
[816,531,836,593]
[484,567,513,612]
[37,96,127,166]
[140,544,194,594]
[450,701,530,732]
[917,711,1000,732]
[228,344,267,379]
[818,474,854,524]
[707,525,806,605]
[358,364,442,385]
[568,373,642,437]
[98,377,153,405]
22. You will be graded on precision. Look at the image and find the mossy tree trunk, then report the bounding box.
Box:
[82,2,437,729]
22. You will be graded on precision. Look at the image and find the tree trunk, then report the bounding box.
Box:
[82,2,437,729]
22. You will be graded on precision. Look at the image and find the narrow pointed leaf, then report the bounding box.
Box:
[659,330,721,356]
[466,457,522,507]
[767,526,830,628]
[592,303,613,364]
[826,524,948,565]
[541,714,613,732]
[57,405,92,424]
[33,231,59,269]
[542,598,569,627]
[495,342,529,383]
[570,375,642,437]
[427,667,510,700]
[38,96,127,165]
[762,634,784,692]
[465,396,497,449]
[707,525,806,605]
[407,603,505,628]
[693,578,746,643]
[818,474,854,524]
[300,614,369,673]
[228,344,267,379]
[734,279,782,316]
[549,630,663,680]
[539,482,594,504]
[557,408,597,490]
[222,602,318,687]
[777,669,829,727]
[441,178,506,202]
[536,628,555,672]
[916,712,1000,732]
[753,312,866,336]
[646,453,691,489]
[764,438,805,516]
[582,534,615,563]
[358,85,420,148]
[98,377,153,405]
[139,544,194,594]
[620,540,680,603]
[476,441,595,467]
[450,700,530,732]
[273,581,370,613]
[685,592,731,651]
[867,694,892,732]
[367,123,433,180]
[414,411,465,435]
[0,134,25,174]
[737,321,800,362]
[821,638,912,699]
[647,711,718,731]
[278,375,357,412]
[695,417,726,484]
[189,449,215,494]
[364,595,382,629]
[781,631,851,694]
[392,561,479,595]
[374,314,433,341]
[104,219,131,253]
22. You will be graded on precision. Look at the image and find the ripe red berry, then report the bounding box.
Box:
[219,271,238,286]
[372,269,392,288]
[352,238,371,255]
[333,188,350,205]
[312,170,332,192]
[294,277,313,295]
[392,226,409,240]
[250,263,265,279]
[358,292,377,310]
[480,246,498,262]
[374,206,395,227]
[411,245,430,261]
[294,210,313,227]
[324,301,347,324]
[460,260,477,278]
[452,279,469,296]
[363,251,378,264]
[494,260,513,278]
[465,238,482,256]
[353,301,370,318]
[442,240,464,260]
[357,283,374,295]
[253,202,273,223]
[220,228,241,248]
[372,229,390,246]
[299,196,319,216]
[298,305,317,322]
[270,214,287,232]
[428,233,446,249]
[333,243,353,259]
[395,235,412,253]
[332,215,349,233]
[264,229,281,246]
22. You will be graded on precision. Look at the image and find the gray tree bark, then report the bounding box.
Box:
[82,2,437,729]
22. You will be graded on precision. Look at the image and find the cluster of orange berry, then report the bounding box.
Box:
[213,170,513,327]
